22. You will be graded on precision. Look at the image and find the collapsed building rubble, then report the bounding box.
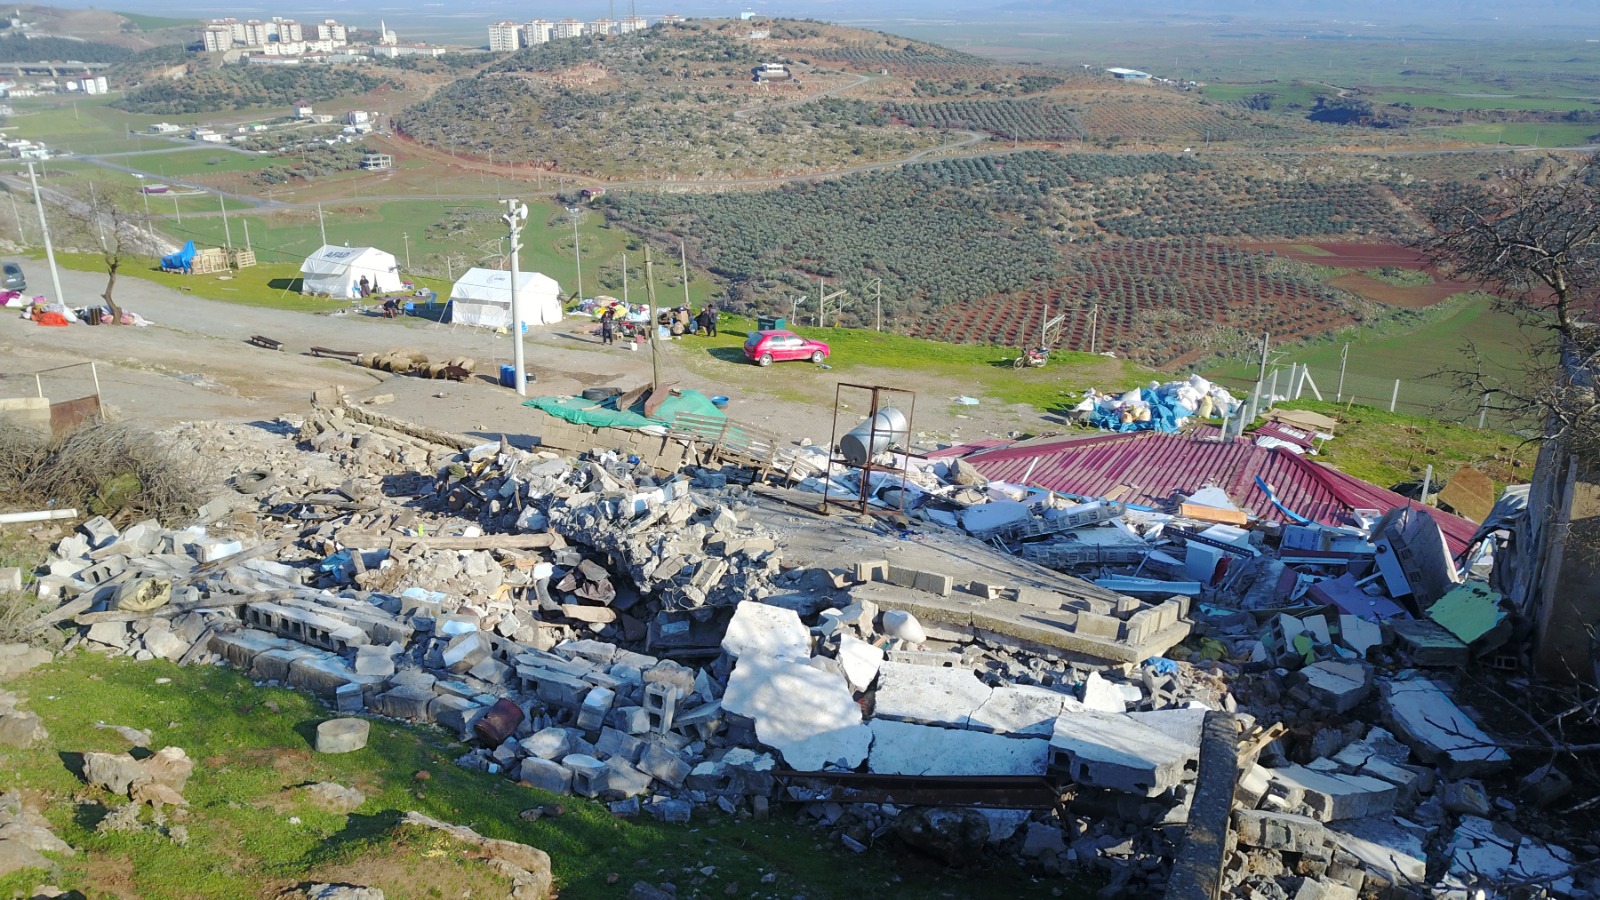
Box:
[15,392,1599,899]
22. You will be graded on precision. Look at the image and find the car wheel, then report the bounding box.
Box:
[758,353,773,367]
[810,350,824,364]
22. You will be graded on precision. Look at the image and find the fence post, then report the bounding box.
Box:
[1267,369,1279,410]
[1389,379,1400,413]
[35,373,43,398]
[1478,392,1489,429]
[1336,343,1348,402]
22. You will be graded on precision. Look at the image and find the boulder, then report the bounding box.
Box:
[399,812,552,899]
[305,782,367,813]
[891,807,990,865]
[0,644,52,681]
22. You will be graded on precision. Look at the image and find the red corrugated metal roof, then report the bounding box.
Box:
[957,432,1476,553]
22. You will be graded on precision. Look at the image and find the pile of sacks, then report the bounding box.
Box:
[1070,375,1242,434]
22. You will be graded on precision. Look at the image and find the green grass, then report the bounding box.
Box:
[116,148,276,176]
[116,11,200,29]
[1199,81,1334,108]
[681,315,1150,413]
[1264,399,1530,491]
[0,653,1093,899]
[1436,122,1598,147]
[1371,91,1600,113]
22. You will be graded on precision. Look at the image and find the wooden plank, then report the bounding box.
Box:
[643,382,678,420]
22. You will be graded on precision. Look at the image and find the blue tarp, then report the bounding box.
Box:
[161,241,195,273]
[1087,388,1187,434]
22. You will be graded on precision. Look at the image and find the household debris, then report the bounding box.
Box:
[15,393,1591,900]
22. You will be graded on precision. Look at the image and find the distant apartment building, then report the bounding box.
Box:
[275,18,304,42]
[587,18,615,37]
[201,25,232,52]
[73,75,108,94]
[523,19,552,45]
[488,21,522,52]
[242,19,272,46]
[371,43,446,58]
[658,14,683,25]
[618,15,648,33]
[316,19,348,43]
[551,18,584,39]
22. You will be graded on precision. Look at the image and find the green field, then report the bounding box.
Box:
[1436,122,1599,147]
[115,147,276,176]
[1199,82,1336,108]
[115,11,200,29]
[1370,90,1600,113]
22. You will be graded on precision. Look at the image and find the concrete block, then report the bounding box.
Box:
[1080,671,1127,712]
[518,756,572,795]
[563,753,608,797]
[1234,809,1329,853]
[868,719,1049,776]
[372,684,435,720]
[872,661,993,729]
[638,742,691,788]
[913,570,953,596]
[521,727,572,760]
[1049,711,1197,796]
[722,655,871,771]
[1264,764,1398,822]
[85,621,129,649]
[642,681,678,734]
[1294,660,1373,714]
[596,726,645,763]
[722,601,810,661]
[1380,677,1509,776]
[1074,611,1122,638]
[0,567,22,593]
[77,515,119,550]
[836,633,884,693]
[577,686,615,732]
[315,718,370,753]
[1327,817,1428,886]
[968,684,1071,736]
[855,560,887,583]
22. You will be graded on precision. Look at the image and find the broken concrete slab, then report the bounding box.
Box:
[867,719,1049,776]
[721,655,870,771]
[1293,660,1373,715]
[1261,764,1398,822]
[1379,677,1509,776]
[871,661,993,729]
[1441,816,1576,899]
[835,634,883,693]
[1048,710,1198,797]
[968,684,1072,736]
[1326,816,1428,887]
[721,601,811,662]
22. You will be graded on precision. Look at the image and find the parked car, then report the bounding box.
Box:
[743,329,830,366]
[2,261,25,292]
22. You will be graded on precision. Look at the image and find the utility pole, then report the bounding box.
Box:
[1088,302,1099,354]
[25,162,64,307]
[220,196,231,248]
[173,194,180,225]
[568,206,583,301]
[870,277,882,331]
[621,254,628,306]
[502,198,530,396]
[680,240,689,310]
[1257,332,1271,383]
[645,247,661,390]
[88,182,105,248]
[402,232,411,270]
[789,294,806,324]
[242,219,252,253]
[317,202,327,245]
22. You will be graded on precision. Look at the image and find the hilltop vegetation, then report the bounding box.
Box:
[0,34,132,63]
[113,66,389,114]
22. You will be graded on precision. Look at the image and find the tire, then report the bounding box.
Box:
[809,350,824,364]
[234,469,275,495]
[1012,356,1026,369]
[758,353,773,367]
[581,387,622,401]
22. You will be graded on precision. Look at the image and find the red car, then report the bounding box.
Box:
[743,329,830,366]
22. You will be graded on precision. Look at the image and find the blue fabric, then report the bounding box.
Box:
[1143,657,1180,676]
[160,240,195,271]
[1087,388,1187,434]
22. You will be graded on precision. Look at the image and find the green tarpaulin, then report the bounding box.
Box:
[522,388,725,430]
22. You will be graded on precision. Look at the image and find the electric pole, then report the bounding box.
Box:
[26,162,64,307]
[645,247,661,390]
[502,199,530,396]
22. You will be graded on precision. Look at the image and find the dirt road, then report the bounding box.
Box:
[0,270,1046,451]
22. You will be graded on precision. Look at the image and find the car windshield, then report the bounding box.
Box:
[3,265,18,275]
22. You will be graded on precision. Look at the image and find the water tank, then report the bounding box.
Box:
[840,407,909,467]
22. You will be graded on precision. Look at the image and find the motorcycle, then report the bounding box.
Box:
[1013,347,1050,369]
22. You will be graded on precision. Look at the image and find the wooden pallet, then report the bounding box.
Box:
[248,335,283,351]
[229,248,257,269]
[310,346,359,360]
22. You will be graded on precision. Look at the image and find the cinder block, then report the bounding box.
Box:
[1074,611,1121,638]
[885,564,918,588]
[913,570,953,596]
[855,560,888,583]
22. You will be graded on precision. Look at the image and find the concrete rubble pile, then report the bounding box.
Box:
[15,400,1595,899]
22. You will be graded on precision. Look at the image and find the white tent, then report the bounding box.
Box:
[299,245,404,299]
[448,267,563,329]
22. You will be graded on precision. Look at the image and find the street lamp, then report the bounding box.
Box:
[502,199,530,396]
[566,206,583,302]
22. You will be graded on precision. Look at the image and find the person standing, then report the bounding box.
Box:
[705,302,719,337]
[358,275,371,299]
[599,303,616,345]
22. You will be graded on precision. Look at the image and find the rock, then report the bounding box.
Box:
[302,885,386,900]
[399,812,552,899]
[141,747,193,793]
[0,838,52,878]
[82,751,148,796]
[0,644,52,681]
[0,712,47,748]
[315,719,371,754]
[835,634,884,693]
[891,807,990,865]
[305,782,366,813]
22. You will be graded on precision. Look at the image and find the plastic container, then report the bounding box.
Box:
[710,395,730,409]
[499,364,516,388]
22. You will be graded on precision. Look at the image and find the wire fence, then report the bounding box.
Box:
[1211,362,1525,433]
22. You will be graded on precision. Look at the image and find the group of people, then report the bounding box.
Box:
[597,302,719,345]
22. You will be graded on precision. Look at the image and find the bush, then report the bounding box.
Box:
[0,422,210,526]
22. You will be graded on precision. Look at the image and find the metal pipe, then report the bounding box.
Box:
[0,508,78,524]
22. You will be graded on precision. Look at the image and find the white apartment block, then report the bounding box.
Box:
[74,76,108,94]
[202,25,232,52]
[523,19,552,45]
[552,18,584,39]
[242,20,271,46]
[316,19,348,43]
[619,15,648,33]
[275,18,304,42]
[489,22,522,52]
[588,18,615,36]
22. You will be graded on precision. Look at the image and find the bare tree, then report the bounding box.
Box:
[57,181,149,325]
[1420,153,1600,460]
